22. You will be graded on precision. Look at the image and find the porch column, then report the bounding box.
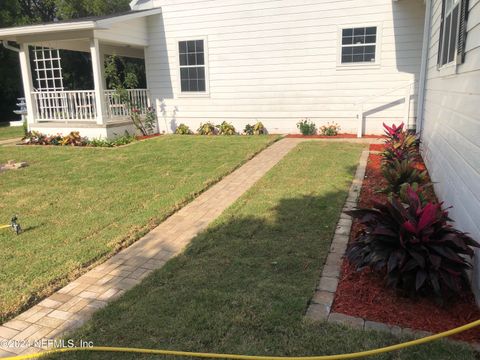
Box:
[90,38,107,125]
[18,43,37,125]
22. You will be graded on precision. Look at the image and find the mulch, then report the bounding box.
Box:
[286,134,381,139]
[332,143,480,343]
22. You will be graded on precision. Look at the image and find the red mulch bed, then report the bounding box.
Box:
[286,134,381,139]
[136,133,162,140]
[332,146,480,343]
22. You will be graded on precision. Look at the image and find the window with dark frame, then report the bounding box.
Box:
[179,40,206,92]
[341,27,377,64]
[438,0,461,66]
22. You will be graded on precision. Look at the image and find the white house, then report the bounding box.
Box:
[0,0,479,299]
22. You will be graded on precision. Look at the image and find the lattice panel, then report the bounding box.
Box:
[33,46,64,91]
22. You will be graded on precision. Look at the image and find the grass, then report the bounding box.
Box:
[0,124,24,140]
[0,135,278,322]
[52,142,475,360]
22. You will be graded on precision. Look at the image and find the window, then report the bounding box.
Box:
[438,0,463,66]
[178,40,206,92]
[341,27,377,64]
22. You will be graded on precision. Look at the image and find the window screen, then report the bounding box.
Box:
[341,27,377,64]
[179,40,206,92]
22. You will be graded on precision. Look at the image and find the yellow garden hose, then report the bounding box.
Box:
[5,319,480,360]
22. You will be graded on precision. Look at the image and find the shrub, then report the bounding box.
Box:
[319,122,341,136]
[197,122,217,135]
[381,159,427,194]
[175,124,193,135]
[346,187,479,300]
[244,122,267,135]
[382,131,418,166]
[22,131,88,146]
[130,107,157,136]
[216,121,237,135]
[383,122,404,142]
[296,119,316,135]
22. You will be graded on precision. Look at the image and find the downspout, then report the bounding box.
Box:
[416,0,432,136]
[2,40,20,52]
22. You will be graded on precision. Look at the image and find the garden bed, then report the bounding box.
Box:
[286,134,381,139]
[332,145,480,343]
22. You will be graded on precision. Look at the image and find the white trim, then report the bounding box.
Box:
[18,43,37,125]
[175,36,211,98]
[0,9,161,39]
[336,23,383,69]
[417,0,433,135]
[90,38,107,125]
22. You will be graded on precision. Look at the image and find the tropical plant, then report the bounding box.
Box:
[319,122,341,136]
[175,124,193,135]
[346,187,479,299]
[296,119,316,135]
[381,159,427,194]
[382,131,418,166]
[216,121,237,135]
[244,122,267,135]
[60,131,87,146]
[383,122,405,142]
[197,122,217,135]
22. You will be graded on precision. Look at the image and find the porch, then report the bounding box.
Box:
[0,8,162,138]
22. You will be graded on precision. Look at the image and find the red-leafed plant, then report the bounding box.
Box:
[382,125,419,166]
[346,187,479,300]
[383,122,404,142]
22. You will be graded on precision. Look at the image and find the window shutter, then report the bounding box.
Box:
[457,0,469,64]
[437,0,446,65]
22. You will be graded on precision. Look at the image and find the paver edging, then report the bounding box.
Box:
[305,149,480,352]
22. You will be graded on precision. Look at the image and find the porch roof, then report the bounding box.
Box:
[0,8,162,42]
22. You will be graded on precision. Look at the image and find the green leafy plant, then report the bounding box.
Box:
[175,124,193,135]
[197,122,217,135]
[319,122,341,136]
[88,132,136,147]
[381,159,427,194]
[244,122,267,135]
[381,123,419,167]
[216,121,237,135]
[296,119,317,135]
[346,187,479,300]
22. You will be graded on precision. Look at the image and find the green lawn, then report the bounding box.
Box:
[0,135,278,322]
[0,124,24,140]
[53,142,474,360]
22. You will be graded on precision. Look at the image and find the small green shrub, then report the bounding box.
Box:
[296,119,316,135]
[197,122,217,135]
[175,124,193,135]
[319,122,341,136]
[216,121,237,135]
[381,159,427,194]
[88,132,136,147]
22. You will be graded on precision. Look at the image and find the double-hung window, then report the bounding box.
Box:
[438,0,470,67]
[178,40,206,92]
[438,0,461,66]
[340,26,377,64]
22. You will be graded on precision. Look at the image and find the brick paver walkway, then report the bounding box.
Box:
[0,138,301,357]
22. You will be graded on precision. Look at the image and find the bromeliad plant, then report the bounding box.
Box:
[244,122,267,135]
[381,159,427,194]
[175,124,193,135]
[383,122,404,142]
[346,187,479,300]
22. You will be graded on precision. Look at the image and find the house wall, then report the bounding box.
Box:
[421,0,480,301]
[137,0,425,134]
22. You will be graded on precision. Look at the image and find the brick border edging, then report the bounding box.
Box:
[305,149,480,352]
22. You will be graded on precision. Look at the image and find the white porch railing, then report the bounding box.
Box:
[32,89,150,123]
[104,89,151,118]
[33,90,97,122]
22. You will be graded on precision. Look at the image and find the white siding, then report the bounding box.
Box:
[140,0,425,134]
[421,0,480,300]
